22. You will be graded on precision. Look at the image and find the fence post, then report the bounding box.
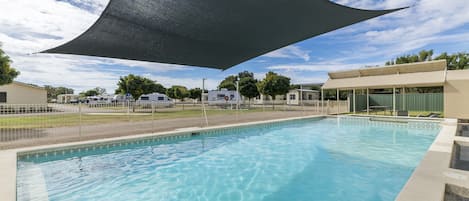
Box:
[152,101,155,133]
[79,102,82,140]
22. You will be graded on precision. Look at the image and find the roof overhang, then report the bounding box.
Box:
[323,60,448,89]
[42,0,405,70]
[322,70,446,89]
[328,60,447,79]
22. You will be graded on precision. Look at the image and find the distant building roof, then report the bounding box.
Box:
[11,81,45,90]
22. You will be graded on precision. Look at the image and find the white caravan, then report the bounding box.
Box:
[207,89,241,105]
[136,93,173,107]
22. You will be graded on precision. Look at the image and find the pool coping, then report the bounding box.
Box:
[0,115,455,201]
[396,118,465,201]
[0,114,324,201]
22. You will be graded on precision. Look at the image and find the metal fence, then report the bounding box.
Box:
[0,100,348,149]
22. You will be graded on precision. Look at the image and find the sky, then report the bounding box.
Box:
[0,0,468,93]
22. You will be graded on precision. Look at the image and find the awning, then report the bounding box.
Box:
[43,0,404,70]
[322,71,446,89]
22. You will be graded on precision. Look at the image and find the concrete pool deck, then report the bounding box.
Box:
[0,115,462,201]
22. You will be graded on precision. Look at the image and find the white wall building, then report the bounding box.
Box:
[286,89,319,105]
[0,81,47,104]
[57,94,79,104]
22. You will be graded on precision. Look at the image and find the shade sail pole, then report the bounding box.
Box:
[202,78,208,126]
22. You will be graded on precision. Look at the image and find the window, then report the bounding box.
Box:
[289,94,296,100]
[0,92,6,103]
[308,94,313,100]
[140,96,149,100]
[157,97,164,101]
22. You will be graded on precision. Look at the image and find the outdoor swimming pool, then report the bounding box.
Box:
[17,117,440,201]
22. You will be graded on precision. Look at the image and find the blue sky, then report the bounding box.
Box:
[0,0,468,93]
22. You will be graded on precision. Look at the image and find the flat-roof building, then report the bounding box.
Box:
[321,60,469,118]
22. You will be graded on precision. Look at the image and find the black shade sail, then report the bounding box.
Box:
[43,0,404,70]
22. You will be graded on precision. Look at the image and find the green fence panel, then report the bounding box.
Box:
[349,93,443,112]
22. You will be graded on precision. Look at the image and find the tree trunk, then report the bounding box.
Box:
[271,95,275,110]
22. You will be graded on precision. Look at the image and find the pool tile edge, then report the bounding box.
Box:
[0,150,16,201]
[396,118,468,201]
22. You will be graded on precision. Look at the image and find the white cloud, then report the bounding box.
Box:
[328,0,469,61]
[263,45,311,61]
[0,0,196,93]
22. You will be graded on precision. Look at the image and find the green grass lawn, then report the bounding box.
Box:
[0,108,269,129]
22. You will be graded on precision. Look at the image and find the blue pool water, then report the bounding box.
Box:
[17,117,440,201]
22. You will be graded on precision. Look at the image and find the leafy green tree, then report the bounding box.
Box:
[0,45,20,85]
[385,49,434,65]
[80,89,99,97]
[238,71,254,79]
[385,49,468,70]
[45,85,74,101]
[115,74,166,100]
[166,85,189,109]
[435,52,469,70]
[218,71,256,91]
[188,88,203,101]
[239,77,259,107]
[218,75,237,90]
[257,71,290,109]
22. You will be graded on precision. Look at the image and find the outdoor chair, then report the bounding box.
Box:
[397,110,408,116]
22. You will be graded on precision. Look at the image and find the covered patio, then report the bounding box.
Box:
[321,60,447,116]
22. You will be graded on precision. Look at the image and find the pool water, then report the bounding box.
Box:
[17,117,440,201]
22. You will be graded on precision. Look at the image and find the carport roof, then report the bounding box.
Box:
[322,60,448,89]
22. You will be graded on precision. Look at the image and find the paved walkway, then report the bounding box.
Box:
[0,110,322,149]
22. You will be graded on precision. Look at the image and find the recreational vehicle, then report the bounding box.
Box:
[136,93,173,107]
[207,89,241,105]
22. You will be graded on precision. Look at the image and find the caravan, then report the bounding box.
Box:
[136,93,173,107]
[207,89,241,105]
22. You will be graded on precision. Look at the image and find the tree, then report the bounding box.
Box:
[218,71,256,91]
[44,85,74,101]
[384,49,468,70]
[238,71,254,79]
[0,44,20,85]
[115,74,166,100]
[435,52,469,70]
[218,75,237,90]
[239,77,259,108]
[257,71,290,109]
[166,85,189,109]
[385,49,434,65]
[80,89,99,97]
[188,88,203,101]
